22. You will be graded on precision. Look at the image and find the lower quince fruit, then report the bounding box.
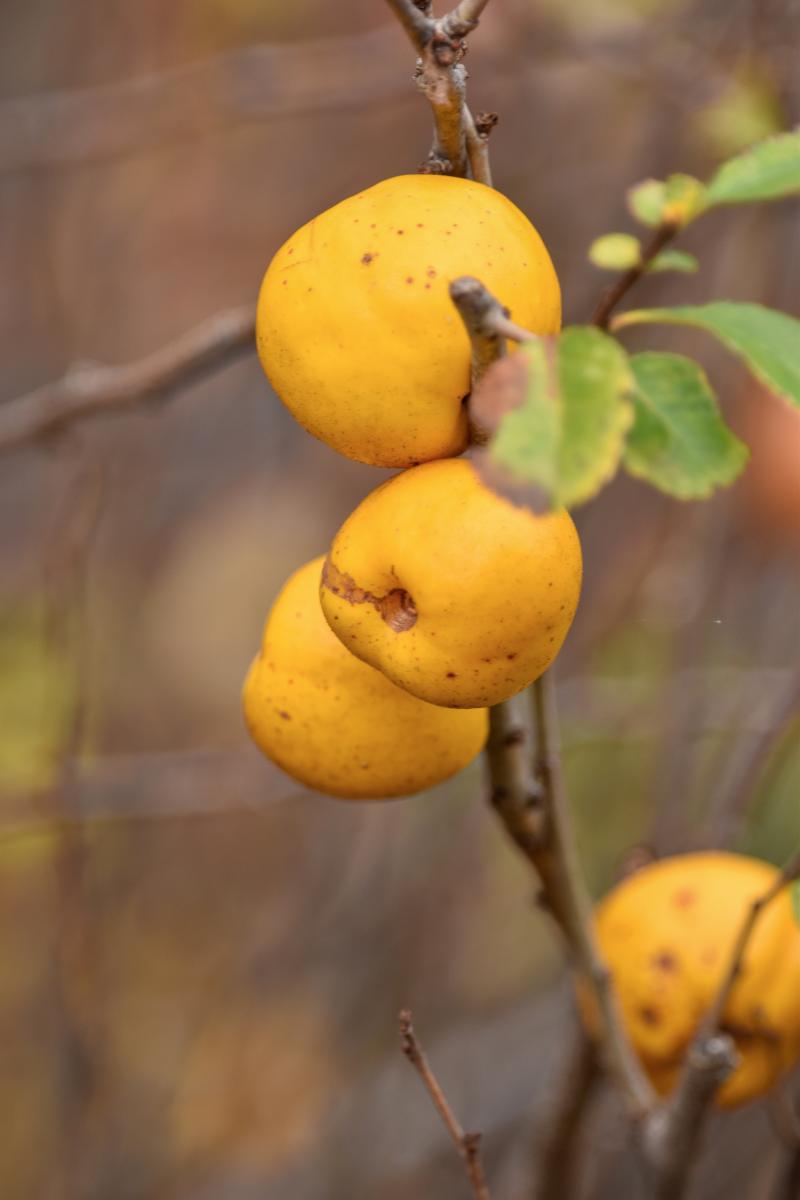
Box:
[243,556,488,799]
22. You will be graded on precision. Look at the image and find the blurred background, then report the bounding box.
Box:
[1,0,799,1196]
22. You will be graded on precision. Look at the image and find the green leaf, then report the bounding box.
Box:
[647,249,699,275]
[792,879,800,927]
[483,327,635,509]
[589,233,641,271]
[628,179,667,228]
[614,302,800,409]
[706,130,800,206]
[624,353,749,498]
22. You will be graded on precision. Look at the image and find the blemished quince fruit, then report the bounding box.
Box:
[242,556,488,799]
[583,852,800,1108]
[256,175,560,468]
[319,459,582,709]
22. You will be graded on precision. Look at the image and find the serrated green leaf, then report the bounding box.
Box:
[628,179,667,228]
[792,879,800,927]
[485,327,635,509]
[589,233,642,271]
[706,130,800,206]
[647,249,699,275]
[613,302,800,409]
[624,353,749,498]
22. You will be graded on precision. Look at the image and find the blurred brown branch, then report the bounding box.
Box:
[533,1030,599,1200]
[399,1009,493,1200]
[0,307,254,455]
[0,28,411,173]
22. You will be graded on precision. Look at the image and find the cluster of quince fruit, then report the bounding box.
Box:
[243,174,582,799]
[242,173,800,1111]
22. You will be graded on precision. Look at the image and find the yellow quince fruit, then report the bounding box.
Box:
[256,175,560,467]
[320,459,582,708]
[243,556,488,798]
[583,852,800,1108]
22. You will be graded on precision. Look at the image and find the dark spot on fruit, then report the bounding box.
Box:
[427,268,437,278]
[507,653,517,660]
[287,248,294,255]
[424,283,431,289]
[653,951,678,972]
[417,222,424,228]
[361,252,374,264]
[405,276,414,284]
[278,711,291,721]
[674,889,696,908]
[397,229,405,235]
[639,1006,661,1027]
[446,672,457,678]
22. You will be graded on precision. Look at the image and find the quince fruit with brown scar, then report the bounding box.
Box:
[583,852,800,1108]
[319,458,582,709]
[256,174,560,468]
[243,556,488,799]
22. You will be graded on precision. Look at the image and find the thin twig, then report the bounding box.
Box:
[441,0,493,37]
[385,0,496,179]
[591,221,677,330]
[399,1009,493,1200]
[0,307,254,455]
[704,851,800,1037]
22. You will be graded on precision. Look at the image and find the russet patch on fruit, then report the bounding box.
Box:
[319,458,582,709]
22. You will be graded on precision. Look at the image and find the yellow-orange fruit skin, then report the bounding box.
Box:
[256,175,561,468]
[319,459,582,709]
[242,557,488,799]
[583,852,800,1108]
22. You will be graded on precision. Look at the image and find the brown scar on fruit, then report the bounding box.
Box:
[361,252,375,264]
[322,558,418,632]
[653,951,678,972]
[639,1006,661,1027]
